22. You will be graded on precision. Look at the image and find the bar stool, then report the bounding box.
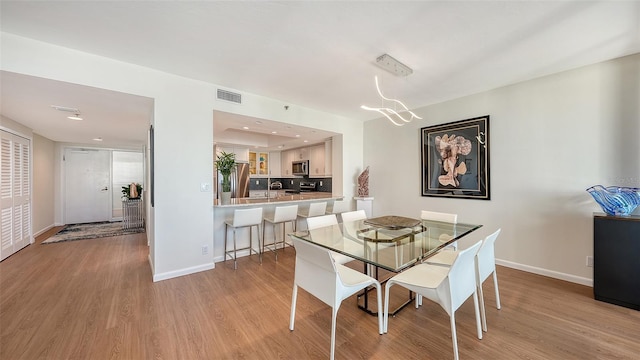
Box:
[296,201,327,230]
[262,204,298,261]
[224,207,263,270]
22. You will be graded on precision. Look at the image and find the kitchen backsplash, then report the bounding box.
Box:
[249,177,332,192]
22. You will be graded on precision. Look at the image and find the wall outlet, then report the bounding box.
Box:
[291,180,294,185]
[256,180,259,185]
[320,181,323,186]
[202,245,209,255]
[586,256,593,267]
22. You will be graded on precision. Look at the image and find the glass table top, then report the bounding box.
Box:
[289,216,482,272]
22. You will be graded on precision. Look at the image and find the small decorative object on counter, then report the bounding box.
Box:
[587,185,640,216]
[358,166,370,197]
[122,182,143,200]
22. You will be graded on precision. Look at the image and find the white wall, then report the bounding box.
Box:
[32,134,55,236]
[1,33,364,281]
[364,53,640,285]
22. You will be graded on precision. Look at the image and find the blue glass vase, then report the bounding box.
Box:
[586,185,640,216]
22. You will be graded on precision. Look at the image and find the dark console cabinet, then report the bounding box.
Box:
[593,214,640,310]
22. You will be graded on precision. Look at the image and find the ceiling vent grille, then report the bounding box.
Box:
[217,89,242,104]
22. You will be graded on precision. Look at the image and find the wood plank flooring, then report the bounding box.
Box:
[1,230,639,359]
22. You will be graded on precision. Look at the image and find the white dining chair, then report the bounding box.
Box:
[384,240,483,360]
[262,204,298,261]
[297,201,328,230]
[326,199,351,222]
[424,229,502,332]
[421,210,458,250]
[306,214,353,265]
[224,207,263,269]
[289,237,383,360]
[340,209,367,223]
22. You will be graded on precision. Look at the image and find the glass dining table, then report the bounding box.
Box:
[288,215,482,314]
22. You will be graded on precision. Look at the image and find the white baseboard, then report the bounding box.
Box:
[496,259,593,287]
[33,224,56,237]
[152,262,215,282]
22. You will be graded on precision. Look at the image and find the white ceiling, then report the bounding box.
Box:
[1,1,639,147]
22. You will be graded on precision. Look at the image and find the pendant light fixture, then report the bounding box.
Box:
[361,54,422,126]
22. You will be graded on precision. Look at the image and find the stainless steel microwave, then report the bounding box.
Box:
[292,160,308,176]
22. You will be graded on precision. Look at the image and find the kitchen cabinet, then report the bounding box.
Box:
[249,151,269,176]
[217,146,249,162]
[324,139,332,176]
[281,149,294,176]
[309,144,325,176]
[269,151,281,176]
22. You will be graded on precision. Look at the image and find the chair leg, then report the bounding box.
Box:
[260,220,266,263]
[473,290,483,340]
[478,281,487,332]
[232,228,238,270]
[330,307,338,360]
[289,284,298,331]
[493,271,501,310]
[224,224,228,264]
[383,280,394,333]
[374,282,383,335]
[450,312,459,360]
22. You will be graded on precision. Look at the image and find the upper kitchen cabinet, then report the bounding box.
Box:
[269,151,281,176]
[309,144,324,176]
[216,146,249,162]
[249,151,269,176]
[281,149,294,176]
[309,140,332,177]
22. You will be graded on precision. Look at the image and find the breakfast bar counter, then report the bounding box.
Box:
[214,192,339,207]
[213,192,345,264]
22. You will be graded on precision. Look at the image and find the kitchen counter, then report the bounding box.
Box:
[214,192,339,207]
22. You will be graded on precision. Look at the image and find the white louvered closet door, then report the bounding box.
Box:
[0,131,31,261]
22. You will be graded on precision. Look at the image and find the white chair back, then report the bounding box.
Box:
[291,237,339,307]
[273,204,299,223]
[232,207,263,227]
[307,214,338,230]
[421,210,458,223]
[329,199,350,214]
[477,229,501,283]
[444,240,482,314]
[307,202,328,217]
[340,209,367,223]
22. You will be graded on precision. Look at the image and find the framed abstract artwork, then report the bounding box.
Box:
[421,115,490,200]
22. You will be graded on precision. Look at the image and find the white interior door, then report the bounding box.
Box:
[64,148,111,224]
[1,131,31,261]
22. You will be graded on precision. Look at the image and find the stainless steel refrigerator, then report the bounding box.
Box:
[217,161,250,199]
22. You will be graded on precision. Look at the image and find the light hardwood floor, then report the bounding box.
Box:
[1,230,639,359]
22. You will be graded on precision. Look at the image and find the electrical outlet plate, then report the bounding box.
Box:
[202,245,209,255]
[586,256,594,267]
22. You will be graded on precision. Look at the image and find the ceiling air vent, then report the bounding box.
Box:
[217,89,242,104]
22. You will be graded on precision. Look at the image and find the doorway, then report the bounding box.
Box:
[64,148,111,224]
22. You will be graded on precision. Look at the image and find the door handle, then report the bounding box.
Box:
[101,187,108,191]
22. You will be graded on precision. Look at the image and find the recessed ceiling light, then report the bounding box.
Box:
[93,137,103,141]
[51,105,79,113]
[303,140,308,143]
[67,114,83,121]
[295,134,300,137]
[243,126,249,130]
[271,131,277,134]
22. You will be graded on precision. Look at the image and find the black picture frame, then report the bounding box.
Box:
[149,125,154,207]
[421,115,490,200]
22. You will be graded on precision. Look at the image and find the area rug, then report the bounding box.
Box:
[42,222,145,244]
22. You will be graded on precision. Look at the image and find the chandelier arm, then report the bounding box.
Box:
[361,105,405,126]
[374,76,422,119]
